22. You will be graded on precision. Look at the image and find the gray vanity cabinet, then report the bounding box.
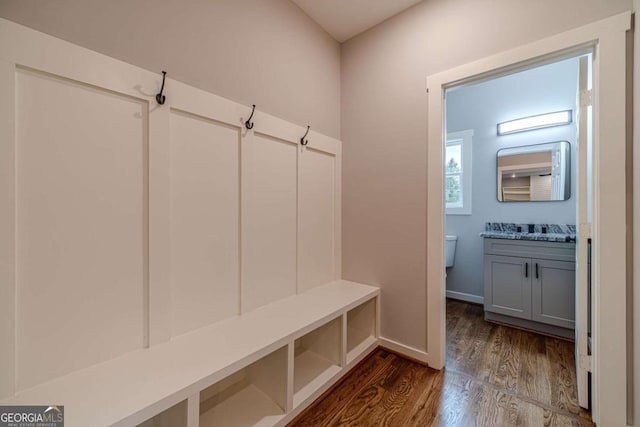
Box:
[483,239,576,337]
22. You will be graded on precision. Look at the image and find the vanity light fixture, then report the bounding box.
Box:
[497,110,572,135]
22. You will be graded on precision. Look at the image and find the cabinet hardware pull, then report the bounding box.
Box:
[535,263,539,279]
[525,262,528,278]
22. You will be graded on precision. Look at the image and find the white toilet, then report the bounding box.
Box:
[445,235,458,267]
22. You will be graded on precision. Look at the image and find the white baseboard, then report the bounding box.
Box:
[446,290,484,304]
[378,337,429,364]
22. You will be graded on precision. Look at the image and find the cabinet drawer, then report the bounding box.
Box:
[484,239,575,262]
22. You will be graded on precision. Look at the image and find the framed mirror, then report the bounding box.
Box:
[497,141,570,202]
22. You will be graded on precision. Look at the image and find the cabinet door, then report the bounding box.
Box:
[532,259,575,329]
[484,255,532,320]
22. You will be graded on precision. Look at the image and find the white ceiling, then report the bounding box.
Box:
[291,0,423,42]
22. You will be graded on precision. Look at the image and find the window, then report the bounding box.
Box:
[445,130,473,215]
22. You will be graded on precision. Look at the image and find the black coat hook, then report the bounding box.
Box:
[155,71,167,105]
[245,104,256,129]
[300,125,310,146]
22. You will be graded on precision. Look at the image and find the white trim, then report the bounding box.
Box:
[426,12,631,426]
[445,129,473,215]
[0,57,14,399]
[186,393,199,427]
[378,337,429,364]
[634,1,640,425]
[446,290,484,305]
[575,55,591,410]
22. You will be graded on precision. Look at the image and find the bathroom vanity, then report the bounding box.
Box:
[481,223,576,339]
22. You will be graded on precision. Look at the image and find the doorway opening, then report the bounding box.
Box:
[426,13,630,425]
[443,53,593,422]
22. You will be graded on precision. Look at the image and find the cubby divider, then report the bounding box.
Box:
[346,298,378,364]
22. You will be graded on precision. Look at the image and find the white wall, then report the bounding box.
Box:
[445,57,579,298]
[0,0,341,139]
[341,0,631,354]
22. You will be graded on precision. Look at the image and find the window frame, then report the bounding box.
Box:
[445,129,473,215]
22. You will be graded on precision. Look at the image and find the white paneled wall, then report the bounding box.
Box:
[298,147,338,293]
[169,109,241,337]
[0,18,341,398]
[15,67,148,391]
[242,132,298,313]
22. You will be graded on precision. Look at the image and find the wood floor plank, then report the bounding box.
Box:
[489,325,522,393]
[545,338,580,415]
[289,300,593,427]
[291,350,394,427]
[392,367,443,426]
[372,361,429,425]
[328,353,403,426]
[517,330,548,407]
[462,313,492,374]
[331,355,413,426]
[478,324,505,383]
[398,369,446,426]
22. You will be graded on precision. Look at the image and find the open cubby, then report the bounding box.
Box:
[199,346,288,427]
[293,316,342,407]
[137,400,187,427]
[347,298,377,364]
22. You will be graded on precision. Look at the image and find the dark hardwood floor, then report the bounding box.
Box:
[289,299,592,427]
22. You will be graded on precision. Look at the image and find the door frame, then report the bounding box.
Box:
[426,12,630,426]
